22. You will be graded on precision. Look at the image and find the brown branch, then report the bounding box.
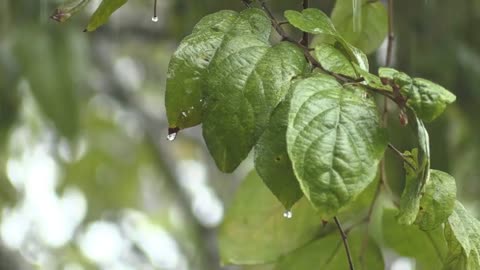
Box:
[387,143,416,170]
[301,0,310,46]
[258,0,402,107]
[386,0,395,66]
[334,217,355,270]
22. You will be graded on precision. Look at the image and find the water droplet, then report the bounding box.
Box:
[167,127,180,141]
[167,133,177,141]
[152,16,159,22]
[283,210,292,219]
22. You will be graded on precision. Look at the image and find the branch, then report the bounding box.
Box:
[334,217,355,270]
[301,0,310,46]
[258,0,402,107]
[388,143,416,170]
[386,0,395,66]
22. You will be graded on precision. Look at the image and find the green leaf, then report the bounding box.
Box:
[331,0,388,54]
[254,93,303,210]
[203,40,307,172]
[284,8,368,72]
[405,78,457,122]
[166,9,272,130]
[397,149,424,225]
[378,67,456,122]
[284,8,338,36]
[353,65,392,92]
[383,209,447,270]
[286,74,387,218]
[244,265,275,270]
[85,0,128,32]
[14,28,80,139]
[219,171,323,265]
[275,227,384,270]
[397,116,431,225]
[313,43,358,78]
[50,0,90,22]
[444,201,480,269]
[415,170,456,231]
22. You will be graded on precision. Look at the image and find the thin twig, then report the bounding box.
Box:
[387,143,416,170]
[386,0,395,67]
[334,217,355,270]
[301,0,310,46]
[361,1,396,259]
[258,0,402,107]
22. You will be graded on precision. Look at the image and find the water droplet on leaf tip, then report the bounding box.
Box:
[167,127,180,141]
[152,16,159,22]
[283,210,292,219]
[167,133,176,141]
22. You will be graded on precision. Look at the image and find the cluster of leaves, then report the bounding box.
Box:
[163,1,480,269]
[47,0,480,269]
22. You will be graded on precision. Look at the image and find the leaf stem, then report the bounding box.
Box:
[334,216,355,270]
[387,143,416,170]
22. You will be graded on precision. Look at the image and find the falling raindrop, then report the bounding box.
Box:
[152,16,159,22]
[283,210,293,219]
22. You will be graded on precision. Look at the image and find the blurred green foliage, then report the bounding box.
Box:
[0,0,479,269]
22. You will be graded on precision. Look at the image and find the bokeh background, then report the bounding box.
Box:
[0,0,479,269]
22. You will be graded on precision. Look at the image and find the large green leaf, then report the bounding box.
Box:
[397,116,431,225]
[415,170,456,231]
[284,8,338,36]
[254,93,303,210]
[165,9,271,130]
[383,209,447,270]
[274,227,384,270]
[284,8,368,73]
[85,0,128,32]
[203,41,307,172]
[286,74,387,217]
[331,0,388,54]
[244,265,275,270]
[444,201,480,269]
[397,149,424,225]
[14,27,80,139]
[406,78,457,122]
[219,171,323,265]
[313,43,358,78]
[378,67,456,122]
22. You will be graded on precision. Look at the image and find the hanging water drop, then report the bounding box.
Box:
[167,127,180,141]
[167,132,177,141]
[151,0,158,23]
[283,210,293,219]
